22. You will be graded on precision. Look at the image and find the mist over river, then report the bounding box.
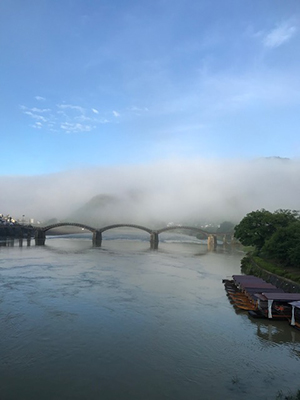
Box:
[1,230,300,400]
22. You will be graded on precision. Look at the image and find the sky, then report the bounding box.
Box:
[1,0,300,222]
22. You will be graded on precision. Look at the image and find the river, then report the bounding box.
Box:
[1,230,300,400]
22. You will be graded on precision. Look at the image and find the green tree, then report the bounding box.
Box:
[263,222,300,267]
[234,209,275,251]
[271,209,299,227]
[234,209,299,252]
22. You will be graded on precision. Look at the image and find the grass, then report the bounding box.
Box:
[251,256,300,284]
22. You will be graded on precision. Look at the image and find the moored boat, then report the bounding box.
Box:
[223,275,284,312]
[254,293,300,320]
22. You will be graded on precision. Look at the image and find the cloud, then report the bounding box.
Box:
[20,105,52,126]
[60,122,94,133]
[262,21,297,48]
[1,158,299,227]
[30,107,51,113]
[31,122,43,129]
[21,101,114,133]
[57,104,85,113]
[23,111,48,122]
[112,110,120,117]
[130,106,149,112]
[35,96,46,101]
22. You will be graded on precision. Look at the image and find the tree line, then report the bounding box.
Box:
[234,209,300,268]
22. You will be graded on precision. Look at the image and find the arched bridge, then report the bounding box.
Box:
[157,226,211,235]
[34,223,233,249]
[40,222,97,233]
[99,224,153,234]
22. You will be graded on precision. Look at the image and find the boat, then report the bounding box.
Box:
[224,275,284,313]
[234,302,258,311]
[254,293,300,320]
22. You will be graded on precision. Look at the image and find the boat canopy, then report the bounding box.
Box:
[233,275,265,284]
[289,300,300,309]
[243,287,284,294]
[239,282,277,290]
[254,293,300,301]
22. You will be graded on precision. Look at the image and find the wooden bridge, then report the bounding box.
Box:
[34,222,233,250]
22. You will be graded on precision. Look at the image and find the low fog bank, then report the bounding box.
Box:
[1,158,299,226]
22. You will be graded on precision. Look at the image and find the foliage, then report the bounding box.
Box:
[234,209,299,251]
[242,255,300,284]
[252,256,287,276]
[234,209,276,250]
[262,222,300,266]
[235,208,300,269]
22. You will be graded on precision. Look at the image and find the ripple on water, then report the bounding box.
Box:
[0,236,300,400]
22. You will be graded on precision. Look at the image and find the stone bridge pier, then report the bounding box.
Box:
[207,234,217,251]
[150,232,159,249]
[35,229,46,246]
[92,231,102,247]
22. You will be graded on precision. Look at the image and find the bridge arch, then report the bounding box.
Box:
[42,222,97,233]
[156,225,220,250]
[99,224,153,234]
[157,225,211,236]
[35,223,99,246]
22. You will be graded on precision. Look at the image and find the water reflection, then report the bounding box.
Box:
[251,318,300,345]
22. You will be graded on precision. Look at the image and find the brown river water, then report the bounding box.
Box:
[1,231,300,400]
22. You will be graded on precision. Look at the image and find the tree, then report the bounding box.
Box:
[263,222,300,266]
[234,209,299,252]
[271,209,299,228]
[234,209,275,251]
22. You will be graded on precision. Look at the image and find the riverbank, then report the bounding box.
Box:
[241,254,300,293]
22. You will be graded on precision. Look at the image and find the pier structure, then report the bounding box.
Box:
[92,230,102,247]
[0,225,34,247]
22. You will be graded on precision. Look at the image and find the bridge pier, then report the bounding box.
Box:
[223,234,229,246]
[231,235,238,245]
[35,229,46,246]
[207,234,217,251]
[150,232,159,249]
[92,231,102,247]
[27,232,31,246]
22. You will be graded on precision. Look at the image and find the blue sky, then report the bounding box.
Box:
[1,0,300,175]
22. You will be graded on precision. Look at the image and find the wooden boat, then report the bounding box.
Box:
[224,275,285,314]
[229,296,253,305]
[233,301,258,311]
[248,310,265,319]
[231,294,255,303]
[222,279,234,284]
[254,293,300,320]
[228,290,249,297]
[230,299,252,307]
[228,292,251,300]
[228,292,258,310]
[224,284,239,292]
